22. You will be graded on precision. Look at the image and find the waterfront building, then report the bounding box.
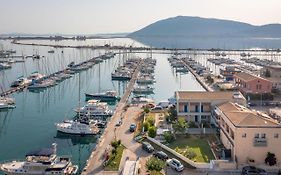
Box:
[175,91,246,124]
[215,102,281,168]
[234,72,272,95]
[260,65,281,78]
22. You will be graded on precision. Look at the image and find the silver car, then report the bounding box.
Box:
[166,158,184,172]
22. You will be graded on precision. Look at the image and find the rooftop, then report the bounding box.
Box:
[176,91,245,101]
[234,72,260,82]
[218,102,280,127]
[265,65,281,70]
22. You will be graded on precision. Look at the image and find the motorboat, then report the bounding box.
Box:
[0,63,12,70]
[10,76,31,87]
[132,85,154,94]
[74,100,113,118]
[131,96,154,104]
[85,90,120,102]
[0,143,78,175]
[136,76,155,84]
[56,120,100,135]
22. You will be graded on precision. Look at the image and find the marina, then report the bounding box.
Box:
[1,37,281,175]
[0,38,205,175]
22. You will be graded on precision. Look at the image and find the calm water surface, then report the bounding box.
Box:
[0,38,204,174]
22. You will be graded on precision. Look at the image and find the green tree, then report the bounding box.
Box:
[146,157,165,172]
[146,115,155,126]
[143,121,150,132]
[173,118,188,134]
[148,126,157,138]
[166,106,177,122]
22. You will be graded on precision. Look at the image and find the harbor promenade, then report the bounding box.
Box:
[82,59,143,175]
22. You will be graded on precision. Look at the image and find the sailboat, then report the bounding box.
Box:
[55,73,100,135]
[85,62,120,102]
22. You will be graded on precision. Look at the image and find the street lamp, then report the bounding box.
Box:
[114,127,117,140]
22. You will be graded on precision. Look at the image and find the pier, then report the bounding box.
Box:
[82,59,143,175]
[0,54,112,97]
[182,59,213,92]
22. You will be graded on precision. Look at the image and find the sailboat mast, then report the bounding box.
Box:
[78,72,81,117]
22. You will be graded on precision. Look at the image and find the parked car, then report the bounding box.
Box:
[153,151,168,161]
[129,123,136,132]
[151,106,163,111]
[242,166,267,175]
[142,142,154,153]
[166,158,184,172]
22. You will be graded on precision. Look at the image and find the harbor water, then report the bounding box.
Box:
[0,38,204,174]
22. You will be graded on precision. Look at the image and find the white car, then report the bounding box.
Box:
[166,158,184,172]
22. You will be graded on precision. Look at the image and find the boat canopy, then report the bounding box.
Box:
[26,148,54,157]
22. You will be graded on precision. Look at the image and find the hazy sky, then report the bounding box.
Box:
[0,0,280,34]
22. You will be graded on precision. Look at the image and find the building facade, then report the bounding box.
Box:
[175,91,246,124]
[215,102,281,168]
[234,72,272,94]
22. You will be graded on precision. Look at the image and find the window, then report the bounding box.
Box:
[261,133,266,139]
[274,133,279,138]
[254,133,259,138]
[201,105,204,112]
[242,133,247,138]
[195,105,199,112]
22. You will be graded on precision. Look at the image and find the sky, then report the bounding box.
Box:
[0,0,280,35]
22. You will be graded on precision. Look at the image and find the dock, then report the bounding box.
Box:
[182,59,213,92]
[0,54,112,97]
[82,59,143,175]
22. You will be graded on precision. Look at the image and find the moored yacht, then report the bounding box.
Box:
[132,85,154,94]
[85,90,120,102]
[56,120,100,135]
[74,100,113,118]
[0,143,78,175]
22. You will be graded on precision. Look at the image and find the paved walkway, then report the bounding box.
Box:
[82,60,143,175]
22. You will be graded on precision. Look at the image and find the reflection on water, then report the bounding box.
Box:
[0,38,206,175]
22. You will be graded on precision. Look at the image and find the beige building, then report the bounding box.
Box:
[215,102,281,167]
[261,65,281,78]
[175,91,246,124]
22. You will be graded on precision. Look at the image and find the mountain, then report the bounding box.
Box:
[129,16,281,38]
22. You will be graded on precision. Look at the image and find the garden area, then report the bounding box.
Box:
[104,140,126,171]
[168,135,215,163]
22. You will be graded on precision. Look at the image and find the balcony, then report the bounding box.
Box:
[253,138,267,147]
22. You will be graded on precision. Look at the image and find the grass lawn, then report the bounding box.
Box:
[104,144,126,171]
[168,135,215,163]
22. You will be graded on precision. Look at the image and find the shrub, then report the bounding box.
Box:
[146,157,165,172]
[265,152,277,166]
[148,126,157,138]
[163,131,175,143]
[188,121,197,128]
[143,121,150,132]
[144,107,150,113]
[111,140,121,149]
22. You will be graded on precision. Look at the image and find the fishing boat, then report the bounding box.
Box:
[56,120,100,135]
[74,100,113,118]
[85,90,120,102]
[0,143,78,175]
